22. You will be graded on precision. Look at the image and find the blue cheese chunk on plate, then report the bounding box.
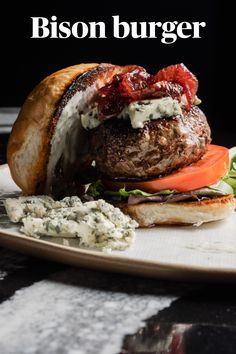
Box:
[4,196,138,252]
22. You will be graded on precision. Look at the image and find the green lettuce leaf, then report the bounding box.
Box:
[222,153,236,196]
[86,181,175,199]
[105,187,175,198]
[194,180,234,196]
[86,180,104,198]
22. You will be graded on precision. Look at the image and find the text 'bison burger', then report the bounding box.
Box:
[7,63,235,227]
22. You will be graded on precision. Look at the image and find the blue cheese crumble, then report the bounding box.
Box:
[118,97,182,128]
[4,196,138,251]
[81,97,183,130]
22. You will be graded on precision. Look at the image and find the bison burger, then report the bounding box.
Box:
[7,63,235,227]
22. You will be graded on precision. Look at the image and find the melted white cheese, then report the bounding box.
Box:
[81,105,100,129]
[46,85,97,193]
[5,196,138,252]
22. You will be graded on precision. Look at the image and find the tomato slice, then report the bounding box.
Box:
[103,145,229,193]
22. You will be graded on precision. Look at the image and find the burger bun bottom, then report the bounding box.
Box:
[118,195,235,227]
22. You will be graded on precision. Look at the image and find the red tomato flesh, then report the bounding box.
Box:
[103,145,229,193]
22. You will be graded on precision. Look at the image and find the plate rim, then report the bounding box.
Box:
[1,228,236,276]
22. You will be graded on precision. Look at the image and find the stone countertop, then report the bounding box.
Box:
[0,248,178,354]
[1,247,236,354]
[1,108,236,354]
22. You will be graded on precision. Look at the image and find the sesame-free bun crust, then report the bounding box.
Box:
[7,63,98,195]
[118,195,235,227]
[7,63,138,195]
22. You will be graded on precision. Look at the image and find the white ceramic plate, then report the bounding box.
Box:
[1,163,236,282]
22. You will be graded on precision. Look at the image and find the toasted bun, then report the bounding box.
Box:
[118,195,235,227]
[7,63,98,194]
[7,63,126,195]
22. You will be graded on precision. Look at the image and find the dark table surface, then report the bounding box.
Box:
[1,109,236,354]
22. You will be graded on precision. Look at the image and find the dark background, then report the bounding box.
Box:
[0,0,234,146]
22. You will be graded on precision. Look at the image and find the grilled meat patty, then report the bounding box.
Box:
[90,106,211,178]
